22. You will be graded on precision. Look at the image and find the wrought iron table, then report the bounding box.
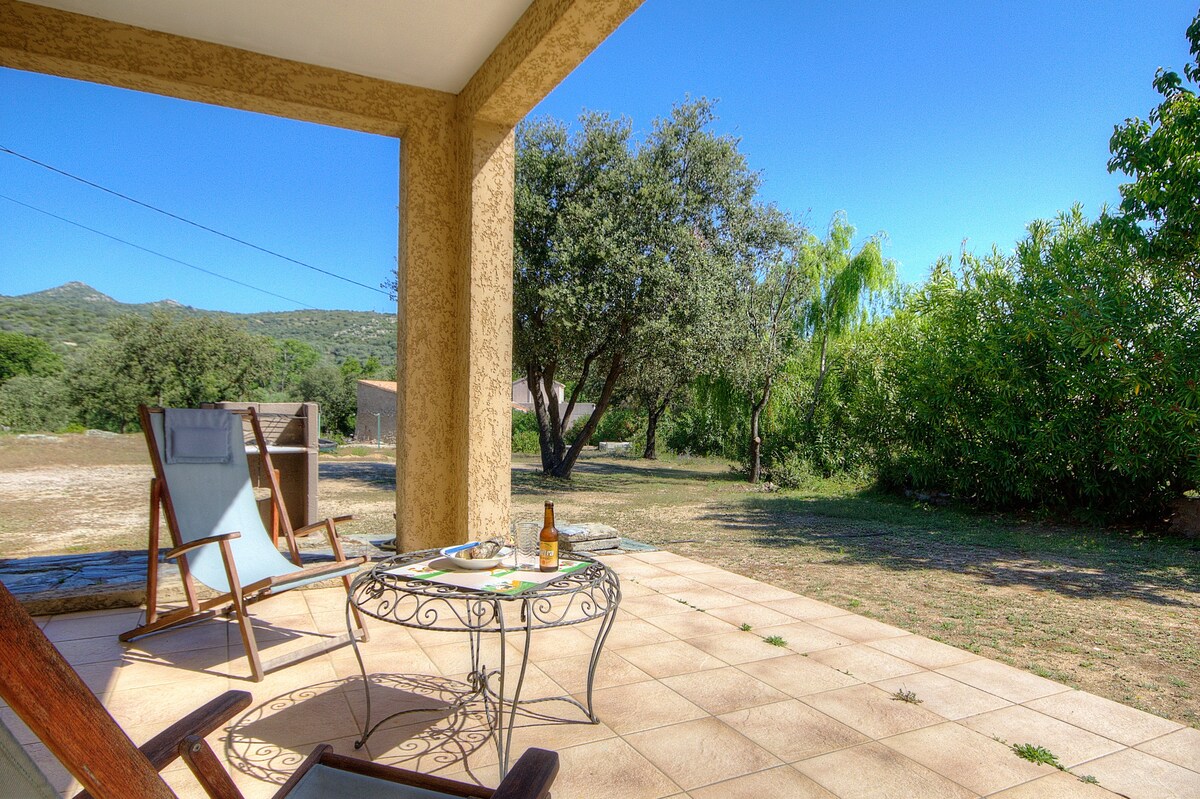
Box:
[345,549,621,775]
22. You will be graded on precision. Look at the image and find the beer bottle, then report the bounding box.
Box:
[539,500,559,572]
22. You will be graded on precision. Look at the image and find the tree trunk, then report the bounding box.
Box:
[527,362,564,475]
[804,331,829,428]
[748,375,773,483]
[642,392,672,460]
[549,353,624,478]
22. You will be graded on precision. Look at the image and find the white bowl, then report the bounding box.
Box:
[440,543,511,570]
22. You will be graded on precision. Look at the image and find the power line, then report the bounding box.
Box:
[0,144,390,297]
[0,193,314,310]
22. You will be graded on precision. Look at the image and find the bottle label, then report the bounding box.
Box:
[539,540,558,570]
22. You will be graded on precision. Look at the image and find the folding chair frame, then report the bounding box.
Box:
[121,405,369,681]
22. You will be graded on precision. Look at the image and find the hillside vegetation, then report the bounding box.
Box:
[0,282,396,365]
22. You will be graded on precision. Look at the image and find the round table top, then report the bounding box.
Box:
[348,548,621,633]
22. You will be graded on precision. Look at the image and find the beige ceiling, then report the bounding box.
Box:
[25,0,535,93]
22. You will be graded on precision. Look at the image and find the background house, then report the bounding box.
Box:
[355,380,398,444]
[511,378,595,431]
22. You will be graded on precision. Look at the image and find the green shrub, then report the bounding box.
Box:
[0,375,76,432]
[765,450,818,490]
[512,429,541,454]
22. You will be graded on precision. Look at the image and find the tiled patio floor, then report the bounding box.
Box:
[9,550,1200,798]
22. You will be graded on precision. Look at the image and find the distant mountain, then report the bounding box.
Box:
[0,282,397,364]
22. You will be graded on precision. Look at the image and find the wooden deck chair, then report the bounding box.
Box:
[0,582,559,799]
[121,405,369,681]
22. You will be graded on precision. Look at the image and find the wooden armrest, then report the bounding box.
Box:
[164,532,240,560]
[493,748,559,799]
[72,691,252,799]
[293,515,353,538]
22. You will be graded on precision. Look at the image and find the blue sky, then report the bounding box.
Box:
[1,1,1196,313]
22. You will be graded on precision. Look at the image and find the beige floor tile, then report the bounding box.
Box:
[420,638,507,676]
[959,705,1125,768]
[581,679,706,734]
[800,683,944,740]
[630,551,689,564]
[807,644,925,682]
[228,681,363,749]
[689,764,837,799]
[1080,748,1200,799]
[882,721,1054,795]
[367,711,494,773]
[706,603,796,629]
[937,658,1071,704]
[691,574,799,603]
[606,616,674,649]
[639,574,709,594]
[537,649,652,694]
[752,622,856,654]
[60,659,124,695]
[736,654,861,697]
[58,633,145,666]
[523,624,603,661]
[761,596,849,621]
[873,670,1011,720]
[544,736,681,799]
[687,631,794,665]
[658,559,723,576]
[866,634,979,670]
[329,640,440,679]
[42,607,145,642]
[1136,727,1200,773]
[645,609,739,639]
[660,665,787,715]
[236,657,339,698]
[1024,690,1182,747]
[614,563,680,582]
[618,639,727,678]
[310,609,360,636]
[718,699,869,762]
[625,717,781,791]
[794,741,976,798]
[110,680,235,739]
[113,650,238,690]
[809,613,910,643]
[246,591,313,618]
[662,586,746,610]
[302,586,354,614]
[619,579,657,598]
[621,594,699,619]
[986,770,1123,798]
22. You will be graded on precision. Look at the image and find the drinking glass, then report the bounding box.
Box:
[513,521,540,570]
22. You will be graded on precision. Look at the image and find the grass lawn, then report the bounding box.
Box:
[1,433,1196,728]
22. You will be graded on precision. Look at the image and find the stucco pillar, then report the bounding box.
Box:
[460,121,515,539]
[394,115,514,550]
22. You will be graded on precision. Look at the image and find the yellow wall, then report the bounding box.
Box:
[0,0,639,549]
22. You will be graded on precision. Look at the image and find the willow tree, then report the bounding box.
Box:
[514,100,758,476]
[801,213,896,428]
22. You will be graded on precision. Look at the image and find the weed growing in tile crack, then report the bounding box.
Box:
[890,688,922,704]
[763,635,787,647]
[1078,774,1099,784]
[739,623,753,632]
[1010,743,1064,770]
[673,597,708,613]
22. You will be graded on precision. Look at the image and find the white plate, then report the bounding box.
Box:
[440,543,512,570]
